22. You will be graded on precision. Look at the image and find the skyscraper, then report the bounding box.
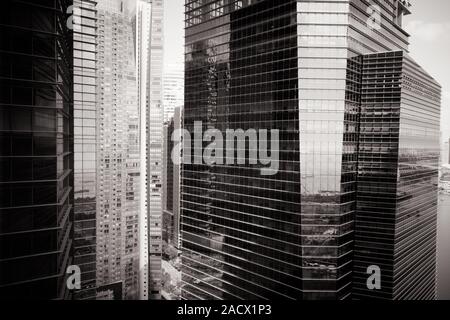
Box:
[73,0,98,300]
[353,51,441,299]
[163,107,182,250]
[181,0,441,300]
[163,63,184,123]
[135,0,152,300]
[135,0,165,300]
[0,0,74,299]
[96,0,141,299]
[145,0,165,300]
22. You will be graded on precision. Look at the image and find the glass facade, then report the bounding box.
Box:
[73,0,97,300]
[297,0,354,299]
[163,119,175,245]
[181,0,441,300]
[353,51,441,299]
[0,0,74,299]
[297,0,411,299]
[183,0,303,300]
[163,107,182,249]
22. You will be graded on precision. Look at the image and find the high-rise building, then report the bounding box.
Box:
[73,0,98,300]
[163,107,182,250]
[353,51,441,300]
[145,0,165,300]
[0,0,74,299]
[135,0,165,300]
[181,0,441,300]
[162,123,173,245]
[96,0,140,300]
[163,63,184,123]
[135,0,152,301]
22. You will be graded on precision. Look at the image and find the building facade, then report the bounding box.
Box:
[146,0,165,300]
[181,0,441,300]
[353,51,441,299]
[163,106,182,250]
[135,0,152,300]
[163,63,184,123]
[135,0,165,300]
[96,0,140,300]
[0,0,74,299]
[73,0,98,300]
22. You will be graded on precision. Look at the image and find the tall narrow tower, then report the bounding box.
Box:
[135,0,164,300]
[146,0,164,300]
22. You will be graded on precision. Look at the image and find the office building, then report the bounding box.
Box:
[353,51,441,299]
[96,0,140,300]
[135,0,152,301]
[0,0,74,299]
[163,64,184,122]
[73,0,98,300]
[135,0,164,300]
[181,0,441,300]
[163,107,182,250]
[146,0,165,300]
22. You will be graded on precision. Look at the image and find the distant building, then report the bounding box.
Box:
[144,0,165,301]
[439,138,449,165]
[96,281,123,300]
[163,64,184,123]
[163,107,182,250]
[135,0,165,300]
[448,138,450,165]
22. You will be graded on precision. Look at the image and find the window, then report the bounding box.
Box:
[33,158,56,180]
[34,109,56,131]
[12,158,32,181]
[33,133,56,156]
[12,134,32,156]
[12,87,32,105]
[0,108,10,130]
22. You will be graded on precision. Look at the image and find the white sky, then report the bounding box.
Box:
[404,0,450,141]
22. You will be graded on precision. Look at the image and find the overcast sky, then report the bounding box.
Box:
[404,0,450,140]
[163,0,450,139]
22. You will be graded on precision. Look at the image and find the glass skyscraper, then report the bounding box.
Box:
[181,0,441,300]
[0,0,74,299]
[163,106,182,250]
[353,51,441,299]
